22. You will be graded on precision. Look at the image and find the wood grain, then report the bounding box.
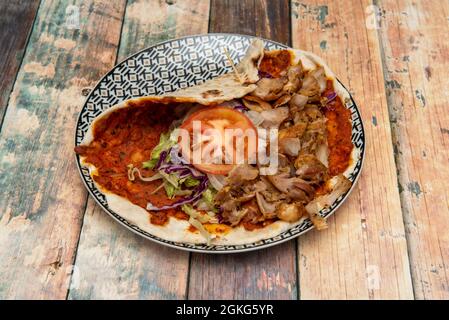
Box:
[68,198,191,299]
[118,0,210,59]
[188,0,298,300]
[0,0,40,124]
[0,0,126,299]
[376,0,449,299]
[209,0,291,45]
[189,248,298,299]
[68,0,210,300]
[291,0,414,299]
[3,0,447,300]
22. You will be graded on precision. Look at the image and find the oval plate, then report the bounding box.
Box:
[75,34,365,253]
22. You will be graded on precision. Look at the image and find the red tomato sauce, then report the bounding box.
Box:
[74,102,188,225]
[322,80,353,176]
[259,49,292,78]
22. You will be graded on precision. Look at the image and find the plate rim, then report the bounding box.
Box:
[74,33,366,254]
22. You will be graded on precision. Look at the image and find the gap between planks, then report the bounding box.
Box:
[374,0,449,299]
[291,0,414,299]
[0,0,128,299]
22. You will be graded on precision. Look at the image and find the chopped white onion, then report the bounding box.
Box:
[260,106,289,128]
[207,173,226,191]
[280,138,301,156]
[196,199,211,211]
[311,67,327,93]
[128,166,163,182]
[245,110,265,126]
[305,175,351,216]
[189,217,213,245]
[219,99,242,108]
[315,143,329,167]
[290,93,308,109]
[146,202,158,210]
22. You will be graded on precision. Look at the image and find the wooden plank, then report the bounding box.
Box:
[68,0,210,300]
[376,0,449,299]
[209,0,291,45]
[188,0,298,300]
[68,198,191,299]
[291,0,414,299]
[0,0,126,299]
[0,0,40,124]
[118,0,211,59]
[189,248,298,299]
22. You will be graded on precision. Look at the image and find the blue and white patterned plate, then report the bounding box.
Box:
[74,34,365,253]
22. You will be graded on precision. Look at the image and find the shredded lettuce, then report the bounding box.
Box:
[181,204,196,215]
[183,177,200,187]
[157,162,201,199]
[201,187,218,212]
[142,131,176,169]
[159,171,179,188]
[188,217,212,245]
[164,182,176,199]
[182,205,214,245]
[174,189,193,197]
[181,204,210,223]
[142,159,158,170]
[141,129,214,221]
[158,172,184,199]
[202,188,215,203]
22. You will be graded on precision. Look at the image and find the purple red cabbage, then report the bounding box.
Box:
[147,177,208,211]
[325,91,337,103]
[154,149,169,170]
[159,164,204,179]
[233,105,249,112]
[146,146,211,211]
[169,147,189,165]
[258,70,273,78]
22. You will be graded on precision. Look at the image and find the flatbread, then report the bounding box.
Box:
[78,41,358,245]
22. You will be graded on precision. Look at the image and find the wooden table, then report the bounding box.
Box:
[0,0,447,300]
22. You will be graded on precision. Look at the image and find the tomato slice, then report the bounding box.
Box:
[179,106,258,174]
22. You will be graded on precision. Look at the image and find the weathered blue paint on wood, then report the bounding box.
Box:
[0,0,126,299]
